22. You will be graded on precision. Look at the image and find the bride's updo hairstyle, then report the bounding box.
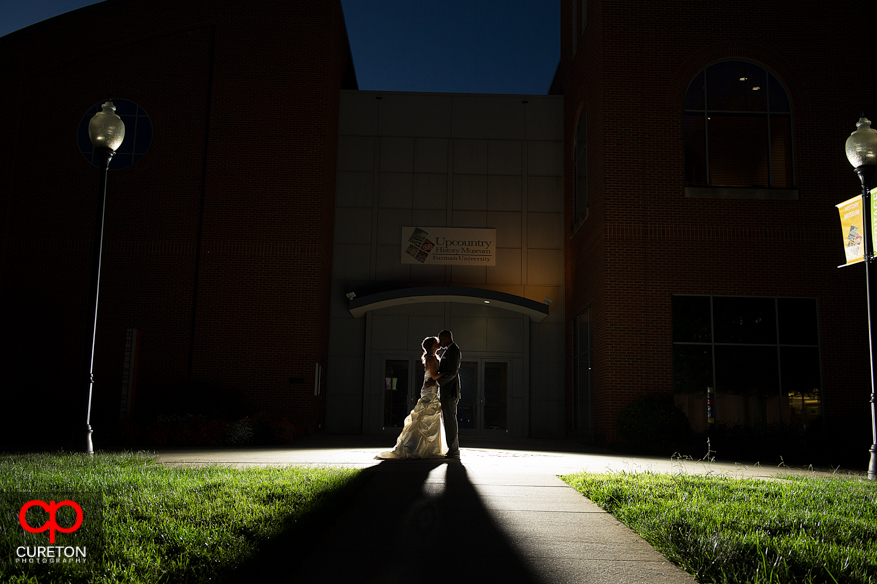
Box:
[421,336,438,365]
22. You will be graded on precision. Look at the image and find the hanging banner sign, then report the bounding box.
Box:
[836,195,865,267]
[401,226,496,266]
[870,189,877,256]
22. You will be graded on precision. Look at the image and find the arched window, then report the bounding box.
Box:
[684,61,793,188]
[572,0,587,55]
[574,109,587,222]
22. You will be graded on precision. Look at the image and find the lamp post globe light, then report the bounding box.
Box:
[845,115,877,480]
[85,101,125,454]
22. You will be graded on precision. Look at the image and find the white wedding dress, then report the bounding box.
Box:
[376,371,448,459]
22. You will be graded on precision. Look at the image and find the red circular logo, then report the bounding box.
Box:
[19,500,83,543]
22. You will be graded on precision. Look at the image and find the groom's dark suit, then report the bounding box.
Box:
[437,342,461,455]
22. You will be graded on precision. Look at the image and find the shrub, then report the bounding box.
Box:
[225,417,255,446]
[617,394,691,447]
[251,414,300,445]
[107,412,304,449]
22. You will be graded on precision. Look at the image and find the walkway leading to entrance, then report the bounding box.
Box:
[155,435,837,583]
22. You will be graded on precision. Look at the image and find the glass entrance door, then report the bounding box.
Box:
[382,357,509,436]
[383,359,413,429]
[382,357,426,431]
[457,359,509,436]
[483,361,509,432]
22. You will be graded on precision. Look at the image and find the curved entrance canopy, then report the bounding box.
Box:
[347,286,550,323]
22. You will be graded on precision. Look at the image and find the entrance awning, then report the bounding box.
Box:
[346,286,550,323]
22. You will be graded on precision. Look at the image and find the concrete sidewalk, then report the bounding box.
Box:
[154,433,843,478]
[155,435,845,584]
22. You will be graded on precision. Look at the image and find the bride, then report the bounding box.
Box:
[376,336,449,459]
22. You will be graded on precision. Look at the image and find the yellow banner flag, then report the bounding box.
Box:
[837,195,865,267]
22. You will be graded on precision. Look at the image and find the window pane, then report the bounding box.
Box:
[768,72,791,112]
[706,61,767,111]
[672,296,711,342]
[113,99,138,116]
[457,361,478,430]
[575,112,587,158]
[134,116,154,155]
[781,347,822,427]
[770,115,793,188]
[383,360,409,428]
[116,153,135,168]
[684,114,707,185]
[674,345,713,394]
[116,132,135,155]
[572,0,577,43]
[781,347,821,398]
[575,113,587,216]
[715,345,780,425]
[707,114,769,187]
[713,297,777,344]
[684,71,705,110]
[576,349,592,432]
[778,298,818,345]
[716,346,778,396]
[574,310,592,434]
[77,126,93,154]
[575,152,587,215]
[484,362,508,430]
[576,309,591,355]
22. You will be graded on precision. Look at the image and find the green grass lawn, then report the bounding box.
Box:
[0,452,362,584]
[562,470,877,584]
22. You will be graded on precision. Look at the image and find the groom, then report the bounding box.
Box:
[436,329,461,459]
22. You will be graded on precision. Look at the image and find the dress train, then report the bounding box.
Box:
[376,381,448,459]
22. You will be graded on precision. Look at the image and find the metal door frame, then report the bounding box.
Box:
[457,357,512,437]
[378,354,418,434]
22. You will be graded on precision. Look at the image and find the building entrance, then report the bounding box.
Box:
[380,357,509,436]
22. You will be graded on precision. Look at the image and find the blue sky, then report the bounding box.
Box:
[0,0,560,95]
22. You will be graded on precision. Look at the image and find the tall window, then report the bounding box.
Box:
[572,0,577,54]
[573,308,593,436]
[571,0,587,55]
[574,109,588,223]
[672,296,821,432]
[684,61,793,188]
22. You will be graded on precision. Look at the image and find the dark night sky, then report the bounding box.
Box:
[0,0,560,95]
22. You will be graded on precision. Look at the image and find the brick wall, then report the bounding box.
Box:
[561,0,875,443]
[0,0,351,448]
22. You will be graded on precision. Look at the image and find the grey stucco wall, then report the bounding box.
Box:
[328,90,565,438]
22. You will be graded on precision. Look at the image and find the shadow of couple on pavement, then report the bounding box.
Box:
[227,459,547,584]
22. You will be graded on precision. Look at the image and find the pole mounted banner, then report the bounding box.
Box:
[837,194,866,267]
[871,187,876,255]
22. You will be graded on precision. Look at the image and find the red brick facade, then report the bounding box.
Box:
[0,0,354,448]
[3,0,875,451]
[560,1,875,443]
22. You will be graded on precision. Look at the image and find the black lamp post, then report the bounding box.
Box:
[85,101,125,454]
[845,115,877,480]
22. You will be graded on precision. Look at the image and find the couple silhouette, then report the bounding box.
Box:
[377,330,461,460]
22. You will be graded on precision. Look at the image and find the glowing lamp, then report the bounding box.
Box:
[846,116,877,170]
[88,101,126,152]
